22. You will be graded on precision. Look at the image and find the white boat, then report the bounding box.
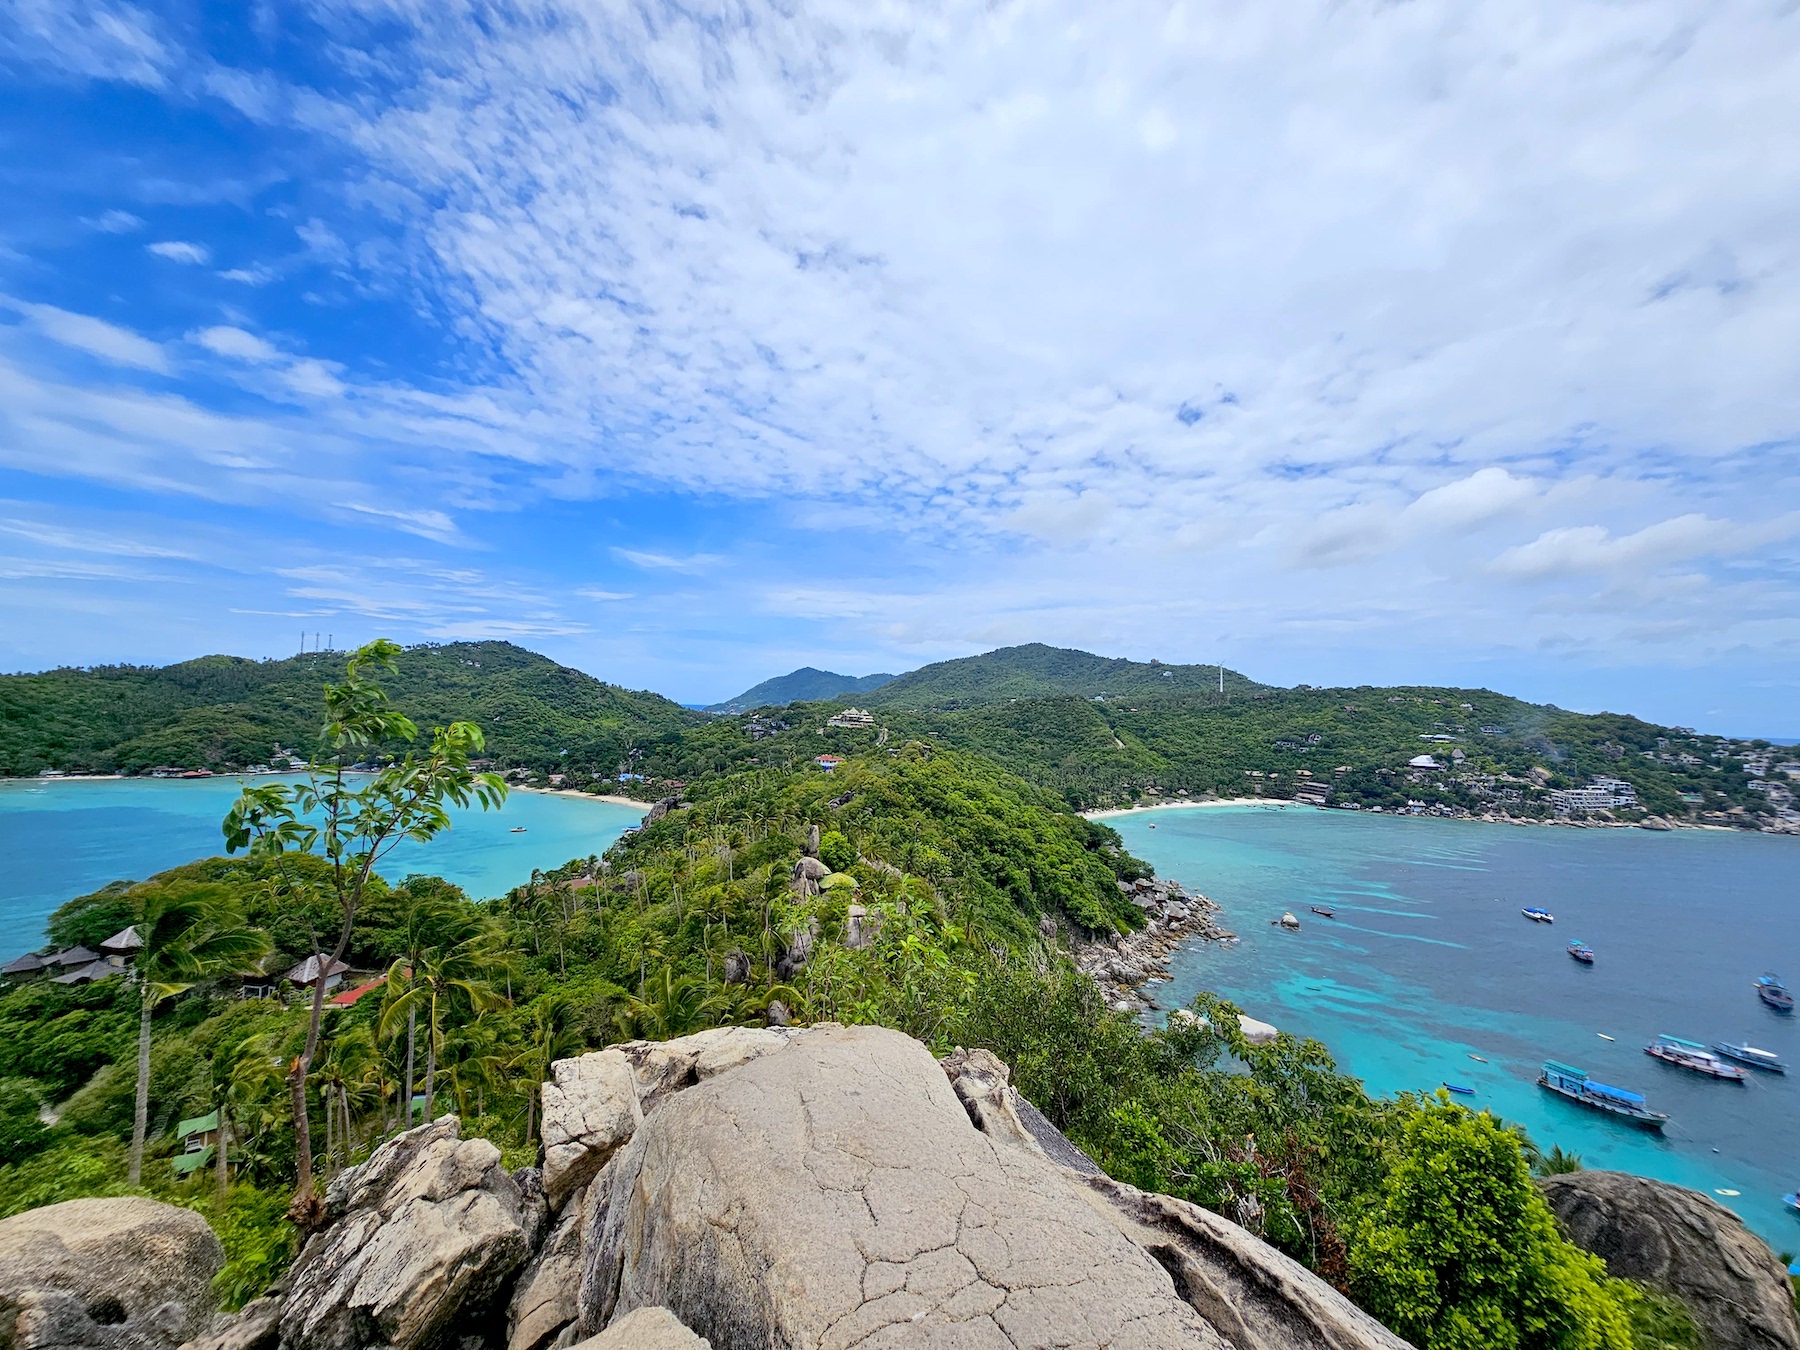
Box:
[1713,1042,1787,1073]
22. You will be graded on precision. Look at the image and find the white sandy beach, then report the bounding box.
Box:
[1083,796,1304,821]
[507,784,651,811]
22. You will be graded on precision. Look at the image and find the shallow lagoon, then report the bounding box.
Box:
[0,776,646,956]
[1110,805,1800,1248]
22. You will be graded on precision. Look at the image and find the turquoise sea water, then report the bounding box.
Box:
[1109,805,1800,1249]
[0,777,646,957]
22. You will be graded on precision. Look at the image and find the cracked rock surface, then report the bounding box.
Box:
[577,1024,1229,1349]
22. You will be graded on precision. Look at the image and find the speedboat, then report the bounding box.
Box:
[509,826,528,833]
[1713,1042,1787,1073]
[1645,1035,1747,1081]
[1538,1061,1667,1130]
[1442,1082,1475,1095]
[1522,907,1555,923]
[1756,973,1795,1012]
[1568,941,1595,964]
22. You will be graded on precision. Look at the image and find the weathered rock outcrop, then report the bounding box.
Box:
[1539,1171,1800,1350]
[570,1306,709,1349]
[1075,878,1234,1012]
[578,1024,1230,1348]
[538,1027,798,1209]
[278,1116,531,1350]
[0,1197,224,1350]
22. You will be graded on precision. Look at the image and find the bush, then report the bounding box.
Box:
[818,829,857,874]
[1348,1099,1633,1350]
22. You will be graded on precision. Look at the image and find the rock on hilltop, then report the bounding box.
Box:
[191,1022,1406,1350]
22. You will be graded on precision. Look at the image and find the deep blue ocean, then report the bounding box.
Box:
[0,778,646,958]
[1107,805,1800,1248]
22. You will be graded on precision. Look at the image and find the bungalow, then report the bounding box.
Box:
[100,926,144,959]
[171,1109,220,1177]
[1407,755,1441,770]
[53,956,125,985]
[1,952,48,980]
[814,755,845,771]
[326,975,387,1009]
[285,955,351,992]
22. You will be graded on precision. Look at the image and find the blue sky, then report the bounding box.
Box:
[1,2,1797,732]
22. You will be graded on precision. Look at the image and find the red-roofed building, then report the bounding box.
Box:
[327,975,387,1008]
[815,755,844,771]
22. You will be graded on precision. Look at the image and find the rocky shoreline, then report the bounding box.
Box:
[1073,876,1236,1015]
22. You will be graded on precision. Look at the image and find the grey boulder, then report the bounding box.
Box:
[280,1116,530,1350]
[0,1197,223,1350]
[1540,1170,1800,1350]
[570,1306,709,1349]
[578,1024,1229,1348]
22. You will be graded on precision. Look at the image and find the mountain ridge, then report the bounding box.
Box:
[705,666,896,713]
[864,642,1265,708]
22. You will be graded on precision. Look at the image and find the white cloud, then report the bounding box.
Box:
[1404,468,1540,531]
[0,1,171,86]
[218,265,276,285]
[10,301,169,372]
[86,209,144,233]
[576,588,635,601]
[612,548,724,573]
[192,325,280,362]
[1490,513,1800,580]
[147,240,210,264]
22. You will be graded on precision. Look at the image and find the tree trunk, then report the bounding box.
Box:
[323,1086,335,1170]
[128,991,153,1186]
[403,1004,417,1131]
[287,964,334,1224]
[421,1008,435,1130]
[216,1101,230,1201]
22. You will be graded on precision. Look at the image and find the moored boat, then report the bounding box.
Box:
[1645,1034,1747,1081]
[1442,1082,1475,1095]
[1310,906,1335,918]
[1785,1191,1800,1216]
[1568,941,1595,964]
[1522,906,1554,923]
[1713,1042,1787,1073]
[1537,1060,1667,1130]
[1756,973,1795,1012]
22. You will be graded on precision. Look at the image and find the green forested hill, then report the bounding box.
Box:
[705,666,896,713]
[0,642,702,776]
[864,643,1265,708]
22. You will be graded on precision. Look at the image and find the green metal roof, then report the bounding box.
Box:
[171,1144,215,1175]
[175,1109,219,1139]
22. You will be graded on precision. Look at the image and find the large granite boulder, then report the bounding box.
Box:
[577,1023,1231,1348]
[1539,1171,1800,1350]
[279,1116,531,1350]
[0,1197,223,1350]
[571,1306,709,1349]
[540,1028,799,1210]
[507,1184,587,1350]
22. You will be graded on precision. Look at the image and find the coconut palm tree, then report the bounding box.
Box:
[379,926,508,1123]
[382,891,484,1132]
[127,883,272,1185]
[507,996,586,1147]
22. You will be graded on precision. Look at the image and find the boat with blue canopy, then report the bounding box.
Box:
[1537,1060,1668,1130]
[1756,973,1794,1012]
[1568,941,1594,964]
[1522,906,1554,923]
